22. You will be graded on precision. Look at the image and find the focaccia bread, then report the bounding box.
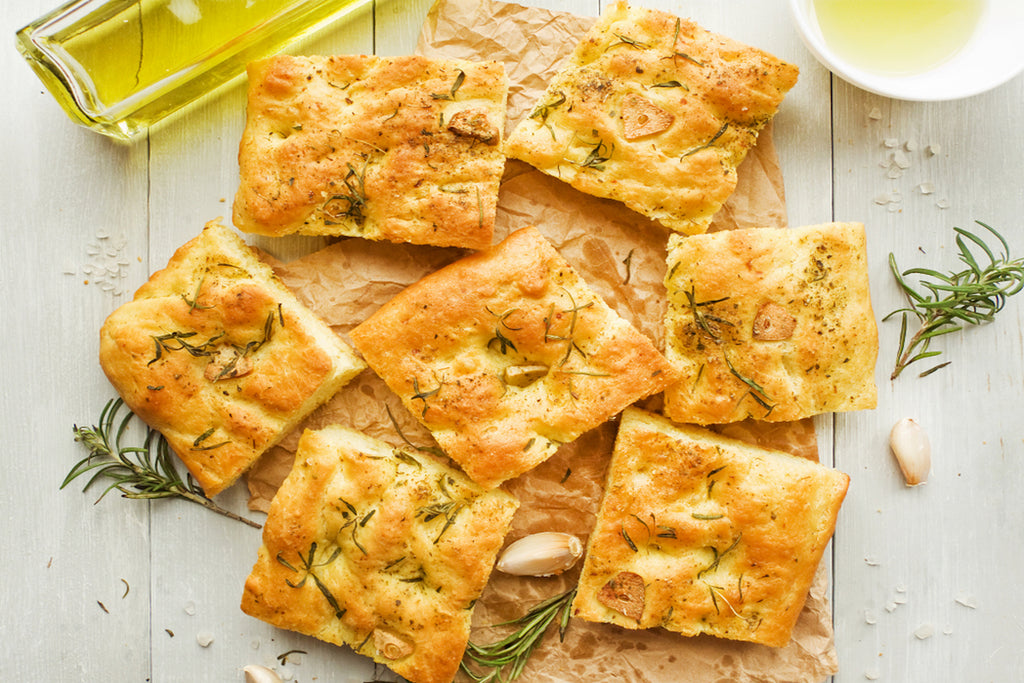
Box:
[504,1,798,235]
[663,222,878,424]
[573,407,849,647]
[233,54,507,250]
[241,425,518,683]
[349,226,677,488]
[98,220,365,495]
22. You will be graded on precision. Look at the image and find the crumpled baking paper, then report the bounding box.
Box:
[245,1,839,681]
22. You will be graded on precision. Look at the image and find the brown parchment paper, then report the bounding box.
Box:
[245,1,839,681]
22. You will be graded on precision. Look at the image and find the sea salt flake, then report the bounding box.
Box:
[196,632,215,647]
[885,602,898,613]
[868,107,883,120]
[892,150,911,169]
[936,199,951,209]
[955,594,976,609]
[865,671,880,681]
[184,600,196,616]
[873,193,893,205]
[864,609,878,625]
[886,166,904,179]
[914,623,935,640]
[883,137,899,148]
[904,139,918,151]
[917,182,935,195]
[864,557,881,566]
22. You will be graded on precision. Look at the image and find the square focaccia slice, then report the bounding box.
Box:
[241,425,518,683]
[98,220,365,495]
[573,407,849,647]
[349,226,677,488]
[663,222,878,425]
[504,1,798,235]
[233,54,507,250]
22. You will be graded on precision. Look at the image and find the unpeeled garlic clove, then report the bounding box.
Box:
[889,417,931,486]
[496,532,583,576]
[244,664,282,683]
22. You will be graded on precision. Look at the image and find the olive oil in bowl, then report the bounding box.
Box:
[811,0,986,75]
[16,0,376,140]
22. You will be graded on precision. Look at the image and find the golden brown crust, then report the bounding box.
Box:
[349,226,678,488]
[233,55,508,250]
[663,222,878,424]
[241,425,518,683]
[504,1,798,234]
[98,221,365,495]
[572,407,849,647]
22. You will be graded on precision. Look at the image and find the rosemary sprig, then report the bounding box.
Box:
[461,587,577,682]
[431,69,466,101]
[276,542,346,619]
[67,398,261,528]
[322,156,370,226]
[577,137,613,170]
[682,122,729,158]
[885,221,1024,379]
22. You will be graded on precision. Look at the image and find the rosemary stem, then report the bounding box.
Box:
[175,488,263,529]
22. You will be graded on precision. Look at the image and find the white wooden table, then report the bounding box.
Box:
[3,1,1022,681]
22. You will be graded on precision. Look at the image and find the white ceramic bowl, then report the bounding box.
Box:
[788,0,1024,101]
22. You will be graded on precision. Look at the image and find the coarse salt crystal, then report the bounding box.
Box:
[905,139,918,152]
[868,107,883,120]
[865,671,880,681]
[864,609,877,625]
[184,600,196,616]
[892,150,911,169]
[955,595,976,609]
[914,623,935,640]
[196,632,215,647]
[883,137,899,148]
[873,193,893,205]
[917,182,935,195]
[936,199,951,209]
[886,166,904,180]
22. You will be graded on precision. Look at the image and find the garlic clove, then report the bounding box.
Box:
[373,628,414,660]
[244,664,283,683]
[597,571,646,621]
[502,364,549,387]
[495,532,583,576]
[889,417,931,486]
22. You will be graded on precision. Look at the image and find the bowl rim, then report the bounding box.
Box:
[787,0,1024,101]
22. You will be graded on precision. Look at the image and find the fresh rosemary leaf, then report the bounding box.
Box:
[68,398,260,528]
[885,221,1024,379]
[461,587,577,682]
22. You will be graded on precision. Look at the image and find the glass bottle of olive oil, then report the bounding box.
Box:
[16,0,378,141]
[811,0,986,75]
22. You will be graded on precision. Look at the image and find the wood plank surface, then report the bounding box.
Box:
[2,0,1021,681]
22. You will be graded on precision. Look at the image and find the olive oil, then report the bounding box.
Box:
[812,0,986,75]
[16,0,376,140]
